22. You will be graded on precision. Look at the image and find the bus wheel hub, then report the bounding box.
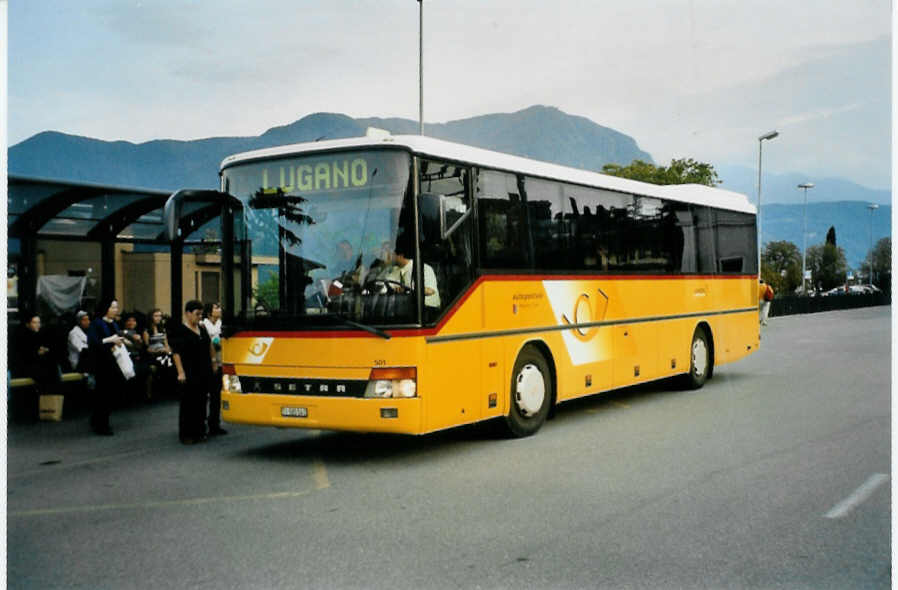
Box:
[692,339,708,377]
[515,364,545,417]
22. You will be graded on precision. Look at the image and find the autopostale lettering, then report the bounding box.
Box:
[262,158,368,194]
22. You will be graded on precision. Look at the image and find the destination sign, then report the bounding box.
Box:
[261,157,369,194]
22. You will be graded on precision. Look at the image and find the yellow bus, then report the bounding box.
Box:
[209,134,759,437]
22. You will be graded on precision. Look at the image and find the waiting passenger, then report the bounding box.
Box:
[87,298,126,435]
[67,310,92,373]
[143,308,175,392]
[19,312,62,398]
[143,309,172,363]
[122,312,152,400]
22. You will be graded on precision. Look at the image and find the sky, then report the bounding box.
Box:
[6,0,893,190]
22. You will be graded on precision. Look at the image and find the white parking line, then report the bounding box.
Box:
[9,488,316,518]
[824,473,889,519]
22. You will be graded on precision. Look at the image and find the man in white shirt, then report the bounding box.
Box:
[67,311,91,371]
[393,247,441,310]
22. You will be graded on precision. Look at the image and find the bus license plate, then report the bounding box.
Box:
[281,406,308,418]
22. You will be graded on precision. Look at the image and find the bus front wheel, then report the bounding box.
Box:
[684,327,711,389]
[503,346,552,438]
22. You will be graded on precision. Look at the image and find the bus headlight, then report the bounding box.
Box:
[364,367,417,398]
[373,380,393,397]
[222,364,242,393]
[397,379,416,398]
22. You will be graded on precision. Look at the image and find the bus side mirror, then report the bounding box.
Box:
[439,195,470,240]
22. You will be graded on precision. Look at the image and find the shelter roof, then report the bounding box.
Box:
[7,175,213,243]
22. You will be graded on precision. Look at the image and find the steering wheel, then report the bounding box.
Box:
[363,278,411,295]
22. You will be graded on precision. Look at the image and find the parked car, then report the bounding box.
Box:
[821,286,847,296]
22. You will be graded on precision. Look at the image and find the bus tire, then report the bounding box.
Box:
[684,327,711,389]
[503,346,552,438]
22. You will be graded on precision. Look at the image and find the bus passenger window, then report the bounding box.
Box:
[523,176,566,270]
[477,170,529,269]
[714,210,757,274]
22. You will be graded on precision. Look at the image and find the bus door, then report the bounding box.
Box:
[417,159,482,431]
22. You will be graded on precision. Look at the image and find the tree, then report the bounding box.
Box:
[253,273,279,311]
[761,240,802,295]
[825,226,836,246]
[602,158,721,186]
[805,242,848,292]
[863,236,891,290]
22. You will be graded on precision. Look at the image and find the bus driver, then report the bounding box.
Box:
[388,244,441,311]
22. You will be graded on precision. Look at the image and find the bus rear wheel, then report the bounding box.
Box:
[503,346,552,438]
[684,327,711,389]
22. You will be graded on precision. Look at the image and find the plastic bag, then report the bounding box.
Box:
[112,344,136,380]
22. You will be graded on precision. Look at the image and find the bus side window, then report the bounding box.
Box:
[522,176,566,270]
[477,169,529,269]
[564,184,630,272]
[694,206,717,274]
[714,209,758,274]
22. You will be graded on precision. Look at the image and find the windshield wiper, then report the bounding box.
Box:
[331,314,391,340]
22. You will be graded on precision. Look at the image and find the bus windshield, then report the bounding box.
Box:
[222,149,416,328]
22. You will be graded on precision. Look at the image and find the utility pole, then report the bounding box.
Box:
[418,0,424,135]
[798,183,814,295]
[756,131,779,273]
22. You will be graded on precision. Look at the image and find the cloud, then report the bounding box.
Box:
[777,102,866,128]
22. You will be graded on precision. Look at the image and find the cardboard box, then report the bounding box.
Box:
[39,395,64,422]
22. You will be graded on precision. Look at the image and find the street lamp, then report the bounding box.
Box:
[867,203,879,287]
[417,0,424,135]
[757,130,779,272]
[798,182,814,294]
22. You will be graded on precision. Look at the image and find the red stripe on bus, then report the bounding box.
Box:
[232,273,757,339]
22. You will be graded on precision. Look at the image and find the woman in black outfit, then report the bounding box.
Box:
[170,300,217,444]
[87,298,125,435]
[18,312,62,397]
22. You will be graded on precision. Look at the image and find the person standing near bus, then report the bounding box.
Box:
[170,300,217,445]
[87,298,126,436]
[759,280,774,325]
[202,302,227,436]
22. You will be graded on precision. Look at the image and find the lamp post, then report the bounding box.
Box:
[798,182,814,294]
[757,130,779,272]
[417,0,424,135]
[867,203,879,287]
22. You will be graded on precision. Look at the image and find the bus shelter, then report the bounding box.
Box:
[7,175,226,321]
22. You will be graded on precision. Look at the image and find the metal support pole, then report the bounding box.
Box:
[221,203,234,321]
[756,131,778,275]
[418,0,424,135]
[801,189,808,294]
[798,183,814,295]
[101,239,116,306]
[757,141,763,273]
[19,236,38,317]
[171,240,183,318]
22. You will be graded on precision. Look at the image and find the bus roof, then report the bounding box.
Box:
[221,134,756,214]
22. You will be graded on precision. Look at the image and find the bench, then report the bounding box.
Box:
[8,372,91,422]
[9,372,87,389]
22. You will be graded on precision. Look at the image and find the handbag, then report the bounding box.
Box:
[39,395,64,422]
[111,343,136,380]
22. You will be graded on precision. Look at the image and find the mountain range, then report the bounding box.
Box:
[7,105,890,269]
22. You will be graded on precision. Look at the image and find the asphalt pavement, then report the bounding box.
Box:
[6,306,891,589]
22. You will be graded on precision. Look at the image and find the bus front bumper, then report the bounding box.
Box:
[221,392,423,434]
